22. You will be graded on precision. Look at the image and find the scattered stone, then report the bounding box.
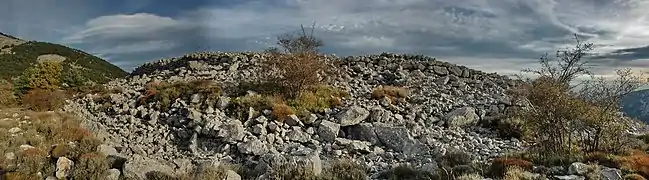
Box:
[106,169,121,180]
[56,157,74,179]
[336,106,370,126]
[568,162,588,175]
[8,127,21,134]
[318,120,340,142]
[445,107,479,127]
[600,167,622,180]
[238,139,268,156]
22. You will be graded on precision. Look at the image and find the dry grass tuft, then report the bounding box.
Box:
[321,159,367,180]
[488,157,533,178]
[503,166,537,180]
[371,85,408,104]
[0,79,17,108]
[0,110,106,179]
[69,152,109,180]
[271,103,295,122]
[624,173,647,180]
[138,80,222,109]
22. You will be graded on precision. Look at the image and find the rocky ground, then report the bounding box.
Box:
[62,52,646,179]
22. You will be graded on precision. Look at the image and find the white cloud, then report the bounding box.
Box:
[63,13,190,43]
[54,0,649,73]
[93,40,177,55]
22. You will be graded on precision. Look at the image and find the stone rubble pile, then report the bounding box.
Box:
[65,52,532,178]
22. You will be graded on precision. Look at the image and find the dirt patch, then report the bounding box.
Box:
[36,54,67,63]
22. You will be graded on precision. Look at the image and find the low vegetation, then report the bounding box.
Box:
[487,157,533,178]
[261,23,338,99]
[0,79,16,108]
[0,110,106,179]
[268,158,367,180]
[503,166,536,180]
[21,89,66,111]
[139,80,222,109]
[625,173,647,180]
[504,35,648,170]
[371,85,409,104]
[230,24,348,121]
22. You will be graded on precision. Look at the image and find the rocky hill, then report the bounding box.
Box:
[0,32,127,83]
[64,51,534,178]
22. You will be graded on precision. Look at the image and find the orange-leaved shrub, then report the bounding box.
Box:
[272,103,295,122]
[21,89,66,111]
[619,150,649,178]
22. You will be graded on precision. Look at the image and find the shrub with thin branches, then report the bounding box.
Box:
[261,23,337,99]
[509,34,638,165]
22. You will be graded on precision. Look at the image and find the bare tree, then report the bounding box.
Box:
[510,34,645,161]
[523,34,595,89]
[579,68,647,111]
[576,68,647,152]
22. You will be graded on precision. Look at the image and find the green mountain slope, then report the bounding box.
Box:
[0,37,128,84]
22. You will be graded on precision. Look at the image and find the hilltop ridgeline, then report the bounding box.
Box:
[64,51,533,179]
[0,32,127,83]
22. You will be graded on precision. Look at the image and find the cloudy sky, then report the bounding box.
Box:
[2,0,649,77]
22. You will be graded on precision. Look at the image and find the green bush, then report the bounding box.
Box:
[231,85,348,120]
[61,67,90,90]
[496,117,525,139]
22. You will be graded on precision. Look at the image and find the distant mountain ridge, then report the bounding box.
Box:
[622,88,649,122]
[0,32,127,84]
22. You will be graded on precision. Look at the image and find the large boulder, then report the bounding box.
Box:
[444,107,479,127]
[218,120,245,143]
[336,106,370,126]
[373,122,429,155]
[97,144,127,169]
[318,120,340,142]
[600,167,622,180]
